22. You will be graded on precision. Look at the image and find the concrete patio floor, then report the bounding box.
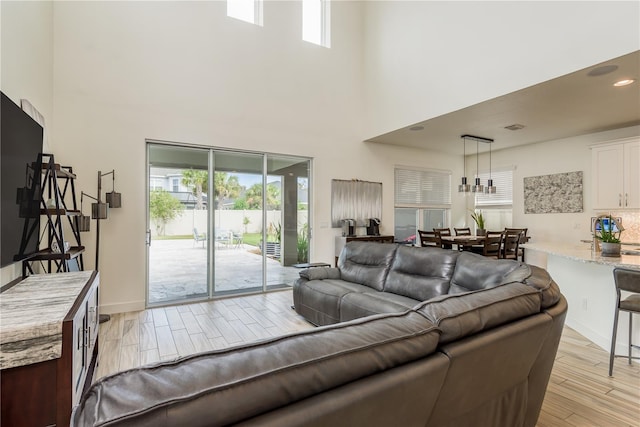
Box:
[148,239,300,305]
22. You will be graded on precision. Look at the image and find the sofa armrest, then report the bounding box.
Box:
[299,267,341,280]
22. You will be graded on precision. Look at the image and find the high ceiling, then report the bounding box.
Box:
[365,51,640,155]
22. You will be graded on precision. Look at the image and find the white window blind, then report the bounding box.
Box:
[475,169,513,206]
[394,168,451,207]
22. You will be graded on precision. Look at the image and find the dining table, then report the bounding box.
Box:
[440,235,485,251]
[440,234,531,259]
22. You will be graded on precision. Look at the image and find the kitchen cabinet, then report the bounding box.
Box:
[591,138,640,209]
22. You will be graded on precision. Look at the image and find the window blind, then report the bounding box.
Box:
[394,168,451,207]
[475,168,513,207]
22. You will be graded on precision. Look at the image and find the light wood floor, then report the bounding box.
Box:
[96,290,640,426]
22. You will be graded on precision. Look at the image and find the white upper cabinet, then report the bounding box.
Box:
[592,138,640,209]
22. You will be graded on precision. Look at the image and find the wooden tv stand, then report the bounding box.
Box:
[1,271,100,427]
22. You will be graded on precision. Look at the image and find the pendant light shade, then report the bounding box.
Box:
[472,140,484,193]
[106,191,122,208]
[105,170,122,208]
[458,136,470,193]
[78,214,91,232]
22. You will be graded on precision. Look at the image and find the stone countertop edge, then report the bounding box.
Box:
[0,271,95,369]
[522,242,640,271]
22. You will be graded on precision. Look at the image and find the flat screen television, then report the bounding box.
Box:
[1,92,43,268]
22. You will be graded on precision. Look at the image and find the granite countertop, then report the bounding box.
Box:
[522,242,640,271]
[0,271,96,370]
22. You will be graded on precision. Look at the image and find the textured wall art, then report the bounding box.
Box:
[524,171,583,214]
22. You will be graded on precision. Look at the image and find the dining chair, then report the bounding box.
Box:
[418,230,441,248]
[505,228,528,261]
[500,231,522,260]
[608,268,640,376]
[454,227,472,236]
[433,228,453,250]
[481,231,503,258]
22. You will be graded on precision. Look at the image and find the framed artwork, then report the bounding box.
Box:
[524,171,583,214]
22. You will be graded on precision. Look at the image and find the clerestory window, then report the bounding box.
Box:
[302,0,330,47]
[227,0,263,26]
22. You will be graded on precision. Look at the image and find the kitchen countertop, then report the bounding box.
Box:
[0,271,95,370]
[522,242,640,271]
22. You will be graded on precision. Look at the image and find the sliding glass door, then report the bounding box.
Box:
[146,142,311,306]
[147,144,210,305]
[212,151,264,296]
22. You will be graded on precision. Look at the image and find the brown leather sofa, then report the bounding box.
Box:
[71,242,566,427]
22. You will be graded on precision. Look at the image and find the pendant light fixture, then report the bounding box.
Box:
[458,136,470,193]
[484,137,496,194]
[472,139,484,193]
[459,134,496,194]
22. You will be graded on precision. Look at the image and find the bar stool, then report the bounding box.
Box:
[608,267,640,376]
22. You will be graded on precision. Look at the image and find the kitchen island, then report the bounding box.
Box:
[522,242,640,359]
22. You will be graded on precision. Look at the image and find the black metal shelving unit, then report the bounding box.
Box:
[18,153,85,276]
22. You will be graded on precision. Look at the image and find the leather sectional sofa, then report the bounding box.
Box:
[72,242,566,427]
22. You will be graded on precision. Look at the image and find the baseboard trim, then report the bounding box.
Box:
[100,300,145,315]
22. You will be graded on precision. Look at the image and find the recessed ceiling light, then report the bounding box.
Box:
[504,124,525,131]
[409,125,424,131]
[587,65,618,77]
[613,79,635,87]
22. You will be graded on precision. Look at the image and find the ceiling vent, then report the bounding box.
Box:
[504,124,525,131]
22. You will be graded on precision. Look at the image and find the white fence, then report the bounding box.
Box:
[153,210,309,238]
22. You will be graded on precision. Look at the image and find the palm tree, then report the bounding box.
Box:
[214,172,241,209]
[181,169,208,210]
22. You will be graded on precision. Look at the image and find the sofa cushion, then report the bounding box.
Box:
[293,278,375,325]
[338,242,398,291]
[340,291,420,322]
[298,267,341,280]
[415,282,541,344]
[385,246,459,300]
[71,311,441,427]
[449,252,531,294]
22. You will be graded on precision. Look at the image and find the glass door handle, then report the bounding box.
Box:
[146,229,151,246]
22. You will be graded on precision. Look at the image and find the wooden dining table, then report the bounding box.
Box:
[440,235,486,245]
[440,235,485,251]
[440,234,531,259]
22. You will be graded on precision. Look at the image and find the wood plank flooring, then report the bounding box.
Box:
[96,290,639,426]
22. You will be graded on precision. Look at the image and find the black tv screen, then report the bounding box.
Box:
[1,92,43,268]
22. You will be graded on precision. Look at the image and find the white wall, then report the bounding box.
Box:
[0,0,53,286]
[363,1,640,138]
[52,1,462,313]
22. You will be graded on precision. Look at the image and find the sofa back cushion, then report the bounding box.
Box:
[384,246,460,301]
[415,282,541,344]
[71,311,441,427]
[338,242,398,291]
[449,252,531,294]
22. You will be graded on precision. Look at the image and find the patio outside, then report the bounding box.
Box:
[148,238,300,305]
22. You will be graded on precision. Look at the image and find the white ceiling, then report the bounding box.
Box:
[365,50,640,155]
